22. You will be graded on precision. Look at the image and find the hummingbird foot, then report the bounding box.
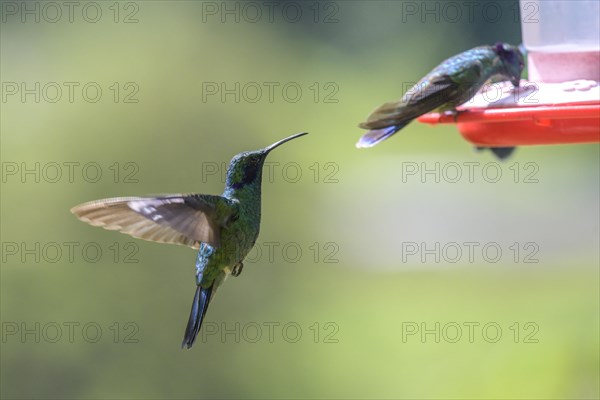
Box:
[441,109,464,122]
[474,146,517,160]
[231,262,244,277]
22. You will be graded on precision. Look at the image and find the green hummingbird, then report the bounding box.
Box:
[357,42,524,159]
[71,132,308,349]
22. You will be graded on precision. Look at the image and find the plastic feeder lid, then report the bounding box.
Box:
[417,80,600,147]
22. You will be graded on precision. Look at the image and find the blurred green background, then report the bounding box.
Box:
[1,1,598,399]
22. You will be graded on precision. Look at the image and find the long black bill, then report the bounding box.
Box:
[264,132,308,153]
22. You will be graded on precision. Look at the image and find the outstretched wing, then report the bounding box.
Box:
[70,194,236,248]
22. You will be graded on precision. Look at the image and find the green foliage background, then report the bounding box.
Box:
[1,1,598,399]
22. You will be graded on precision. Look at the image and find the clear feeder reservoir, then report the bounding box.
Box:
[521,0,600,82]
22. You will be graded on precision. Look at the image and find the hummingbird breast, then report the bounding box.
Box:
[196,194,261,287]
[224,210,261,264]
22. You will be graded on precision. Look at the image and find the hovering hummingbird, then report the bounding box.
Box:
[71,132,308,349]
[357,42,524,159]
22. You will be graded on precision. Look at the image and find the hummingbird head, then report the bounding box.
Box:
[495,42,525,87]
[225,132,308,189]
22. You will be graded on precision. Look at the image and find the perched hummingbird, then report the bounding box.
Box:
[357,42,524,159]
[71,132,308,349]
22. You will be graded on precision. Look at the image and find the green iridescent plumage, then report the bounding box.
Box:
[71,132,308,349]
[357,43,524,158]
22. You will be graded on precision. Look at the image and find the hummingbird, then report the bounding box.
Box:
[356,42,525,159]
[70,132,308,349]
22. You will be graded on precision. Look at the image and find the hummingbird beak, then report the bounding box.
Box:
[511,77,520,88]
[264,132,308,153]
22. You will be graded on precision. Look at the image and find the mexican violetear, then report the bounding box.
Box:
[71,132,308,349]
[357,42,524,159]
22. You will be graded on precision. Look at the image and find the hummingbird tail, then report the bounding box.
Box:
[356,122,410,148]
[181,284,213,349]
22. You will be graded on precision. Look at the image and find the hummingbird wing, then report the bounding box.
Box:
[357,49,490,148]
[359,52,490,131]
[359,74,461,130]
[71,194,236,248]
